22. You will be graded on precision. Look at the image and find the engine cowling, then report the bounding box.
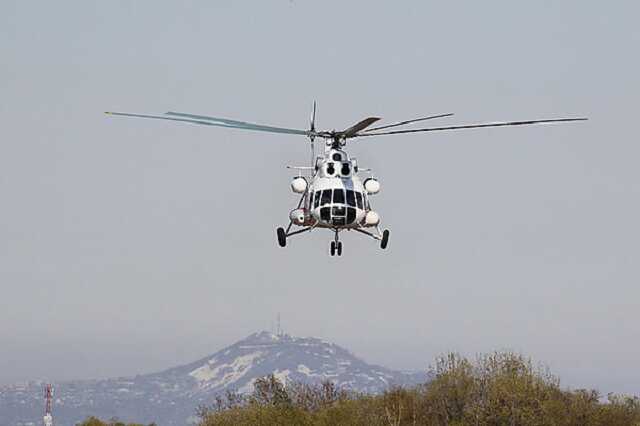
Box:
[364,211,380,226]
[291,177,308,194]
[364,178,380,194]
[289,208,306,225]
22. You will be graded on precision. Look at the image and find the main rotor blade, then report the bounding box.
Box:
[357,117,588,137]
[105,111,315,136]
[105,111,245,127]
[361,113,454,133]
[338,117,381,138]
[165,111,313,136]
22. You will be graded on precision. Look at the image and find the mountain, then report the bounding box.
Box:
[0,331,428,426]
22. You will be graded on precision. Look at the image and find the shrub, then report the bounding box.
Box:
[197,352,640,426]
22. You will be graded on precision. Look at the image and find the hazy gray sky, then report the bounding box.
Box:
[1,1,639,396]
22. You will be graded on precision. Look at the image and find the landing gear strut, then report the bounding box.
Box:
[276,224,314,248]
[352,227,390,250]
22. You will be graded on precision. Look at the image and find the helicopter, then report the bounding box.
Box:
[105,104,586,256]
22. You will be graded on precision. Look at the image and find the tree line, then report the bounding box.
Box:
[197,352,640,426]
[79,351,640,426]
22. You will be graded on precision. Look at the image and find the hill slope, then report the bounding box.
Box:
[0,332,427,426]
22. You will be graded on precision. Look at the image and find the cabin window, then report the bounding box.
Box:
[308,192,313,209]
[346,190,355,207]
[321,189,332,206]
[355,192,363,209]
[314,191,321,208]
[333,189,345,204]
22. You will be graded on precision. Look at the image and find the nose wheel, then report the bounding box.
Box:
[330,230,343,256]
[330,240,343,256]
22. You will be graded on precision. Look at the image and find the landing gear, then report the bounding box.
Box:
[329,241,342,256]
[330,240,343,256]
[380,229,390,249]
[330,231,343,256]
[352,226,390,250]
[277,224,314,248]
[277,191,314,249]
[277,227,287,247]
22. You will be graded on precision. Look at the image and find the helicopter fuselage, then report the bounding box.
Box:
[289,148,380,231]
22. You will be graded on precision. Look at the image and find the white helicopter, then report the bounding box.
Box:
[105,105,586,256]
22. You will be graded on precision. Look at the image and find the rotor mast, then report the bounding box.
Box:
[309,101,316,166]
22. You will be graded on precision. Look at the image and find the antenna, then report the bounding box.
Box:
[43,384,54,426]
[277,313,281,337]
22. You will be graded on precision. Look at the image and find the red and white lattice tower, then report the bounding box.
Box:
[43,384,54,426]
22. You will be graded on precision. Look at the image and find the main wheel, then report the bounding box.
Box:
[330,241,336,256]
[380,229,390,249]
[277,227,287,247]
[337,241,343,256]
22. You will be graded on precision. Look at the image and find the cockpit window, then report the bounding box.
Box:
[346,190,355,207]
[332,206,345,216]
[321,189,332,206]
[347,207,356,224]
[355,192,363,209]
[309,192,314,209]
[332,153,342,161]
[341,163,350,176]
[333,189,345,204]
[314,190,321,208]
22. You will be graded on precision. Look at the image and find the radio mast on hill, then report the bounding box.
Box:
[43,384,54,426]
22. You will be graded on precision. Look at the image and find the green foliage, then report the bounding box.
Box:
[75,417,156,426]
[197,352,640,426]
